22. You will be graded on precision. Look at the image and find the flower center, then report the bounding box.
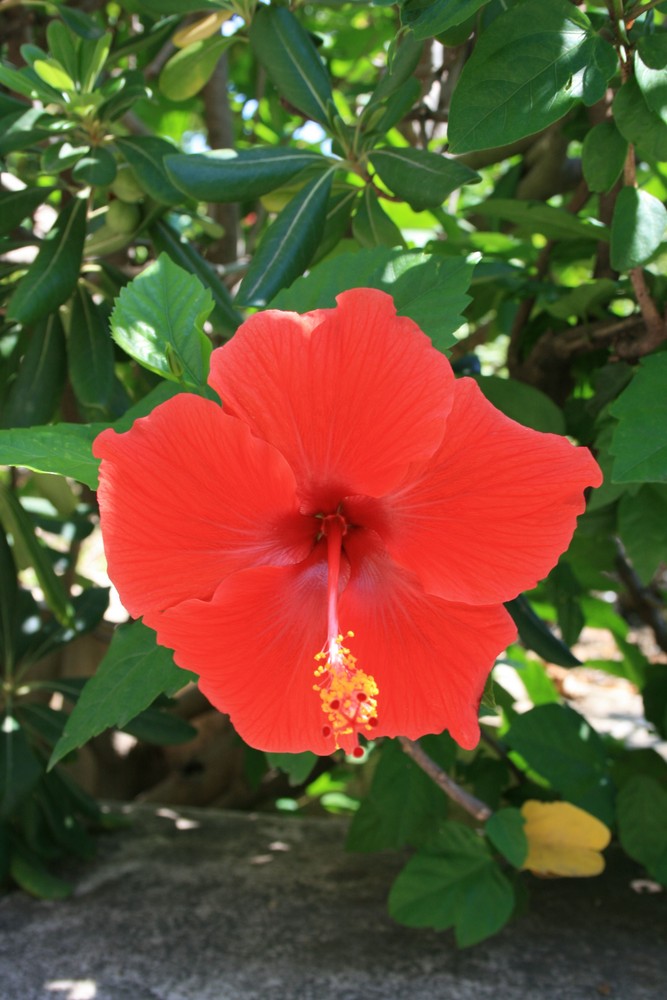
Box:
[312,513,379,756]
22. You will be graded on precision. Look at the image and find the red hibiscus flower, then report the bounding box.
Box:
[93,289,601,757]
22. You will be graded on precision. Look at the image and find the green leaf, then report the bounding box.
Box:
[0,485,74,627]
[0,187,55,238]
[249,5,334,125]
[0,718,42,819]
[272,247,475,354]
[448,0,617,153]
[9,845,72,899]
[473,375,565,434]
[545,562,584,648]
[54,2,105,40]
[0,382,181,490]
[49,620,193,768]
[400,0,491,39]
[110,253,214,388]
[115,136,183,205]
[6,196,87,326]
[388,821,515,946]
[505,595,580,668]
[0,107,55,156]
[150,219,241,335]
[165,147,327,203]
[79,31,112,93]
[470,198,608,242]
[1,314,67,429]
[32,58,74,92]
[121,707,197,746]
[347,736,453,852]
[505,703,614,825]
[635,37,667,126]
[610,187,667,272]
[618,485,667,584]
[617,776,667,885]
[613,78,667,162]
[0,60,59,102]
[159,35,234,101]
[370,147,479,210]
[266,752,318,787]
[364,30,423,110]
[352,187,405,248]
[46,19,79,84]
[642,665,667,741]
[237,170,334,307]
[485,808,527,868]
[68,285,115,416]
[71,147,117,186]
[609,354,667,483]
[582,120,627,194]
[0,530,18,672]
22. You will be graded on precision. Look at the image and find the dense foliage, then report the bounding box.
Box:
[1,0,666,943]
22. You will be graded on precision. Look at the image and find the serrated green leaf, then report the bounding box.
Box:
[388,821,515,946]
[370,146,479,210]
[352,187,405,248]
[505,703,614,825]
[48,620,194,768]
[159,35,234,101]
[400,0,491,39]
[165,147,327,203]
[448,0,617,153]
[110,254,213,387]
[610,187,667,272]
[237,170,334,307]
[115,136,183,205]
[613,78,667,162]
[6,196,87,327]
[249,5,334,125]
[609,354,667,483]
[582,120,627,194]
[617,776,667,885]
[485,808,528,868]
[618,485,667,584]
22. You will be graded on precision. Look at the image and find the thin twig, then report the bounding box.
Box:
[397,736,492,822]
[615,539,667,654]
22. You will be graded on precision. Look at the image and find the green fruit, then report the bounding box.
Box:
[106,199,141,234]
[110,164,144,203]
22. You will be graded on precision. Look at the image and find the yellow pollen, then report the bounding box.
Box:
[313,631,379,755]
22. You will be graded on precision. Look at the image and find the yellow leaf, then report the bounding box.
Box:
[520,800,611,878]
[173,11,234,49]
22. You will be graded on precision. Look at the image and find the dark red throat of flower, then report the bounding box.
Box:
[312,513,378,758]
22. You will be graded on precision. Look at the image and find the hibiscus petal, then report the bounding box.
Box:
[355,377,602,605]
[208,288,454,508]
[339,532,517,749]
[93,393,313,618]
[147,550,337,755]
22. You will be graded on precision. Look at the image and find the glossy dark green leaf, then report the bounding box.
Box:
[388,821,515,946]
[0,486,74,627]
[0,60,59,102]
[1,314,67,429]
[448,0,617,152]
[310,188,358,264]
[505,595,580,667]
[54,3,105,40]
[110,253,214,387]
[364,30,423,110]
[545,562,584,649]
[49,620,194,768]
[473,375,565,434]
[122,707,197,746]
[68,285,115,416]
[370,147,479,209]
[400,0,491,38]
[485,808,527,868]
[6,196,87,327]
[79,31,112,93]
[617,777,667,885]
[505,704,614,825]
[609,353,667,483]
[352,187,405,248]
[237,170,334,307]
[0,719,42,819]
[582,120,627,194]
[471,198,608,241]
[249,5,334,125]
[72,147,117,186]
[613,78,667,162]
[610,186,667,272]
[272,247,475,354]
[165,147,326,203]
[0,107,55,155]
[0,187,55,238]
[115,136,182,205]
[635,36,667,125]
[159,35,234,101]
[150,219,241,335]
[130,0,226,13]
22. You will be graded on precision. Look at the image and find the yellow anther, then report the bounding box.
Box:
[313,632,379,753]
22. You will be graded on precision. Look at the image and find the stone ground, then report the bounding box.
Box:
[0,804,665,1000]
